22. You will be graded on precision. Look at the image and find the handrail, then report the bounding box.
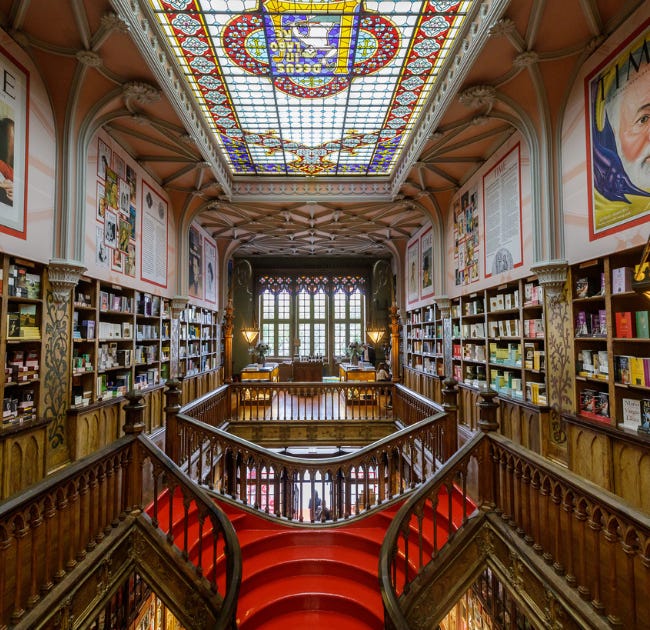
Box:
[176,407,451,522]
[0,431,241,629]
[379,431,485,628]
[379,429,650,629]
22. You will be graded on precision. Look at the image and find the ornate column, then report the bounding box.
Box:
[170,296,189,379]
[222,297,234,383]
[388,302,400,382]
[47,259,87,304]
[530,259,570,464]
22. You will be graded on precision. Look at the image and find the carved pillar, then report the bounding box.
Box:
[164,378,183,463]
[222,296,234,383]
[388,302,400,382]
[170,296,189,379]
[47,259,87,304]
[441,376,459,456]
[123,391,146,514]
[477,386,499,432]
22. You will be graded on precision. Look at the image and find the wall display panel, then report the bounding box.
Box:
[420,225,434,300]
[454,186,480,286]
[483,143,523,279]
[0,44,28,238]
[407,238,419,306]
[585,19,650,240]
[140,180,168,288]
[188,225,203,299]
[204,237,217,304]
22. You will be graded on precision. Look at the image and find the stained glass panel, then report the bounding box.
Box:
[149,0,471,176]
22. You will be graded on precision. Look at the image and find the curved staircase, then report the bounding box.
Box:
[149,487,469,629]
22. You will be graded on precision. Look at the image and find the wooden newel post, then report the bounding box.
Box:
[442,376,459,456]
[123,390,146,513]
[476,386,499,510]
[164,378,183,463]
[477,386,499,432]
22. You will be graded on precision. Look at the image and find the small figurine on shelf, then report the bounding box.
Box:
[347,340,362,365]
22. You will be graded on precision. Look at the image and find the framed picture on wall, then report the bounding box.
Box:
[585,18,650,239]
[189,225,203,299]
[420,226,434,300]
[407,239,419,305]
[97,138,111,180]
[0,45,29,239]
[204,237,217,304]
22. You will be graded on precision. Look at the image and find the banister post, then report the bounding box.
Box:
[441,376,459,457]
[123,390,146,513]
[477,386,499,510]
[164,378,183,463]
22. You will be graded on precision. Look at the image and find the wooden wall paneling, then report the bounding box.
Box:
[568,424,614,492]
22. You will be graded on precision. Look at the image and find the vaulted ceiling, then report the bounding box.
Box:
[0,0,643,258]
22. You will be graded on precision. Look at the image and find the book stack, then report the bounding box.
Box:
[19,304,39,339]
[580,389,609,421]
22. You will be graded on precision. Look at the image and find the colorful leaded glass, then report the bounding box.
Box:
[148,0,471,176]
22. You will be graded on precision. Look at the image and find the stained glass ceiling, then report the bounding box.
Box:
[149,0,471,177]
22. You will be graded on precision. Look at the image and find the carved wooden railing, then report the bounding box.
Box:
[0,393,241,630]
[380,388,650,629]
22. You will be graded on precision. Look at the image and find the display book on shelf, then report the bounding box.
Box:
[2,256,43,426]
[178,303,219,377]
[571,244,650,435]
[447,277,546,405]
[70,278,173,408]
[404,303,444,377]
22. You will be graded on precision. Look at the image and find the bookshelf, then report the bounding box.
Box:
[571,244,650,434]
[179,304,219,377]
[2,256,44,427]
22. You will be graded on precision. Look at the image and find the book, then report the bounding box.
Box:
[641,399,650,433]
[7,312,20,338]
[615,311,634,338]
[575,311,589,336]
[629,356,645,387]
[612,267,632,294]
[636,311,650,338]
[615,355,631,384]
[99,291,109,311]
[575,277,590,298]
[622,397,641,429]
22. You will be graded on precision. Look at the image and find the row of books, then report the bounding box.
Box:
[135,345,158,364]
[7,261,41,299]
[463,297,484,316]
[577,349,609,379]
[487,318,520,338]
[180,306,215,325]
[7,304,39,339]
[98,321,131,340]
[575,273,605,298]
[575,309,606,337]
[523,282,543,306]
[579,389,609,420]
[621,397,650,433]
[614,310,650,338]
[3,389,36,424]
[136,324,159,341]
[99,291,133,313]
[136,292,167,318]
[488,290,519,312]
[614,355,650,387]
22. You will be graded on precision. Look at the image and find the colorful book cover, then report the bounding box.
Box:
[629,356,645,387]
[615,311,634,338]
[635,311,649,339]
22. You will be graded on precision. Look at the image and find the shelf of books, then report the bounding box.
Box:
[179,304,219,378]
[70,280,175,409]
[572,244,650,435]
[2,257,43,427]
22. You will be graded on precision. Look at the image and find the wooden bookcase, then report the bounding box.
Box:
[178,304,220,378]
[570,243,650,434]
[404,303,444,377]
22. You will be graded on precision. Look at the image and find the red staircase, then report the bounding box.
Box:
[148,488,469,629]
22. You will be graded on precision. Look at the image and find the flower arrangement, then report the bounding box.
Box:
[249,341,270,363]
[347,340,362,360]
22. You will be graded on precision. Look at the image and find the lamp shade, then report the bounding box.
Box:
[242,327,259,345]
[367,327,385,345]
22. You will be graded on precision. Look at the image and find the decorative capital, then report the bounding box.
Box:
[76,50,102,67]
[123,81,161,106]
[433,295,451,318]
[171,295,189,318]
[530,259,569,303]
[489,18,516,38]
[47,259,87,304]
[513,50,539,68]
[100,13,129,34]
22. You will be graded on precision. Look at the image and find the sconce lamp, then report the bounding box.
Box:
[632,235,650,299]
[241,325,259,345]
[366,326,385,345]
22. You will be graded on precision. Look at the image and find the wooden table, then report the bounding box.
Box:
[338,363,376,403]
[240,363,279,403]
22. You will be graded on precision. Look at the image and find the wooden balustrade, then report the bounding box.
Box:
[0,419,241,628]
[379,386,650,629]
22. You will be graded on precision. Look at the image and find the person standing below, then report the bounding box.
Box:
[376,362,392,409]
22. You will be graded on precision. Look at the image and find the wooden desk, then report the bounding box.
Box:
[293,360,323,382]
[339,364,376,382]
[241,363,279,382]
[339,364,376,403]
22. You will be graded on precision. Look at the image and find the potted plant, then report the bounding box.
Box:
[347,340,362,365]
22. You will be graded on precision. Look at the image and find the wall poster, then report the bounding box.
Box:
[204,237,217,303]
[0,45,29,238]
[483,144,523,278]
[420,226,434,300]
[189,225,203,299]
[140,181,168,288]
[453,186,479,286]
[586,20,650,239]
[407,239,419,305]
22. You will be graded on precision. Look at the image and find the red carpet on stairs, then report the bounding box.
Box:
[146,488,472,629]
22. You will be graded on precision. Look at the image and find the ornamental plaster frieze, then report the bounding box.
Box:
[230,179,394,202]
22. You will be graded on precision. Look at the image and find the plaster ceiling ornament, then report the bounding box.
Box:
[76,50,103,67]
[458,84,496,109]
[488,17,516,37]
[513,50,539,69]
[122,82,162,106]
[101,12,130,33]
